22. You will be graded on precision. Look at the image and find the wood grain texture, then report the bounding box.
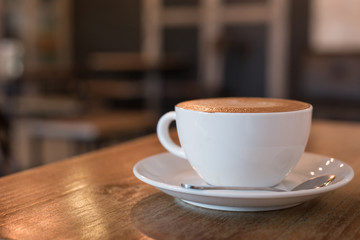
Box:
[0,119,360,239]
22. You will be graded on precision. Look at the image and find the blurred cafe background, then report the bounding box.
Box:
[0,0,359,174]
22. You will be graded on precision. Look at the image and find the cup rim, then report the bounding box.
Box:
[175,105,313,115]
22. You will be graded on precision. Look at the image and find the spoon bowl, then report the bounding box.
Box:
[181,175,336,192]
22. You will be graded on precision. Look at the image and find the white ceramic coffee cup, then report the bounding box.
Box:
[157,100,312,187]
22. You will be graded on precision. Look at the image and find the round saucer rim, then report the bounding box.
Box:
[133,152,354,199]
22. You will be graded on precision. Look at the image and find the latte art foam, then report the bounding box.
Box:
[176,98,311,113]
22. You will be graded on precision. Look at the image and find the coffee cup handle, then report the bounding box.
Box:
[157,111,187,159]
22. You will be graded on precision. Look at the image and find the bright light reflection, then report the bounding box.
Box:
[63,166,110,239]
[310,171,315,176]
[330,158,334,162]
[326,160,330,165]
[340,163,344,167]
[319,167,323,171]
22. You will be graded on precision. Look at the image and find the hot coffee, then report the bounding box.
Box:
[157,97,313,187]
[176,97,311,113]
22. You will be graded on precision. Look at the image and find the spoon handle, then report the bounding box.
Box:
[181,183,286,192]
[181,175,336,192]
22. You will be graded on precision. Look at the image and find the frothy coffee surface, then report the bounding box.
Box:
[176,97,311,113]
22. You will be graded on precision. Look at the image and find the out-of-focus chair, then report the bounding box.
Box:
[28,110,156,166]
[27,53,163,166]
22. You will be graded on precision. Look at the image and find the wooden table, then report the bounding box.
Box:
[0,119,360,239]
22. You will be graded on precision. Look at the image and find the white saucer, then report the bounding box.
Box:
[133,152,354,211]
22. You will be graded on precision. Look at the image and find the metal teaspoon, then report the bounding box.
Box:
[181,174,336,192]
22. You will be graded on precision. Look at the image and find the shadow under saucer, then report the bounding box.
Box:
[130,192,324,239]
